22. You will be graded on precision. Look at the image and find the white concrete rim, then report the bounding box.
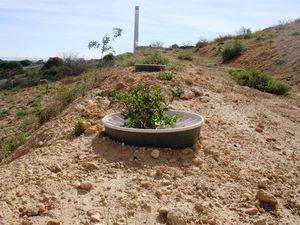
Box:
[102,110,204,133]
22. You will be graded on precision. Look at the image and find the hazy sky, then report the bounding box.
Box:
[0,0,299,59]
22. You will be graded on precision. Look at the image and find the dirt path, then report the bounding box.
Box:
[0,64,299,225]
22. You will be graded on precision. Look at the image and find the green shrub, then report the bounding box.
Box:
[0,132,26,159]
[160,71,174,81]
[139,52,169,65]
[221,40,244,62]
[19,60,31,67]
[19,115,39,132]
[100,53,115,67]
[238,27,253,39]
[171,85,184,99]
[0,108,10,117]
[16,108,28,118]
[229,69,291,95]
[109,87,181,129]
[74,118,85,136]
[177,53,193,61]
[42,57,64,70]
[256,33,274,41]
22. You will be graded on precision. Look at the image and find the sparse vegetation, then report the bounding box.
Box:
[139,52,169,65]
[229,69,291,95]
[237,27,254,39]
[160,71,174,81]
[74,118,85,136]
[221,40,244,62]
[109,86,181,129]
[177,53,193,61]
[171,85,184,99]
[88,28,123,61]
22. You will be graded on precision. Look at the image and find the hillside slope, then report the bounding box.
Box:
[0,62,299,224]
[197,20,300,88]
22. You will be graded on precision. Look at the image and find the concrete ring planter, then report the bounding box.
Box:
[135,64,166,72]
[102,110,204,148]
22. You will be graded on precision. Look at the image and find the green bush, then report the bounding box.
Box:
[109,87,181,129]
[74,118,85,136]
[16,108,28,118]
[160,71,174,81]
[0,108,10,117]
[171,85,184,99]
[0,132,26,160]
[177,53,193,61]
[19,60,31,67]
[42,57,64,70]
[139,52,169,65]
[100,53,115,67]
[221,40,244,62]
[229,69,291,95]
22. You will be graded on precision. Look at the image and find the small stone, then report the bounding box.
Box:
[257,179,268,189]
[47,220,60,225]
[82,162,99,170]
[182,148,194,155]
[194,202,207,212]
[256,190,278,207]
[151,150,160,159]
[245,207,258,215]
[200,96,210,103]
[158,207,169,218]
[192,158,203,168]
[181,90,195,100]
[83,121,92,130]
[90,213,101,222]
[77,181,93,191]
[191,86,204,96]
[253,218,266,225]
[48,164,62,173]
[167,210,187,225]
[38,141,44,147]
[84,127,97,135]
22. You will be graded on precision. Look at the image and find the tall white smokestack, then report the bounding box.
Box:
[133,6,139,52]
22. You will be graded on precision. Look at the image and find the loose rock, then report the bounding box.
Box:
[167,210,187,225]
[82,162,99,170]
[200,96,210,103]
[151,150,160,159]
[77,181,93,191]
[256,190,278,207]
[47,220,60,225]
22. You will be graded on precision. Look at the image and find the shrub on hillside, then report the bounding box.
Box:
[73,118,85,136]
[237,27,253,39]
[221,40,244,62]
[159,71,174,81]
[0,61,23,79]
[196,39,209,48]
[139,52,169,65]
[229,69,291,95]
[100,53,116,67]
[42,57,64,70]
[19,60,31,67]
[177,53,193,61]
[214,34,234,42]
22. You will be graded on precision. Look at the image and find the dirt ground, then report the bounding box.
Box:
[0,63,299,225]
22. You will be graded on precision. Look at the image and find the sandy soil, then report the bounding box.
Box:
[0,64,299,225]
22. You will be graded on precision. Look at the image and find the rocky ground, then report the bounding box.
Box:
[0,63,299,225]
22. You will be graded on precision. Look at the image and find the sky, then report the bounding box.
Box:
[0,0,299,59]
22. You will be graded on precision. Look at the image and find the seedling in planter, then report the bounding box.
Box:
[109,87,182,129]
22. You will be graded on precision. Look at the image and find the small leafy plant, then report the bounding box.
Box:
[109,87,181,129]
[139,52,169,65]
[177,53,193,61]
[74,118,85,136]
[221,40,243,62]
[160,71,174,81]
[171,85,184,99]
[229,69,291,95]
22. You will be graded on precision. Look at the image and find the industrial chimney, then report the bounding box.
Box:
[133,6,139,53]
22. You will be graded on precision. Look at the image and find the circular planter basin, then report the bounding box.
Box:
[135,64,166,72]
[102,111,204,148]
